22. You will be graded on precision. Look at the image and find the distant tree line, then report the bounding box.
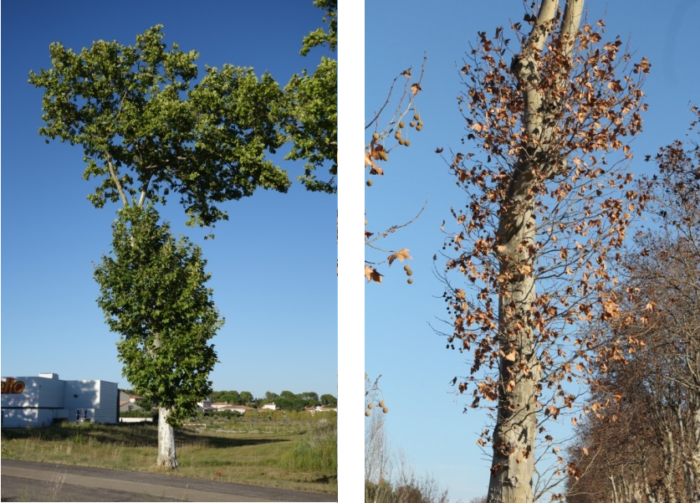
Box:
[565,108,700,503]
[209,390,337,411]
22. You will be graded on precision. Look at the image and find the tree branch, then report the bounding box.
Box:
[106,155,129,207]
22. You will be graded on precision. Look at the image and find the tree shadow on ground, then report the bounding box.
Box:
[1,424,290,450]
[312,475,337,484]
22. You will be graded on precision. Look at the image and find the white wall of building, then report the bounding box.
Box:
[2,376,66,409]
[1,375,118,427]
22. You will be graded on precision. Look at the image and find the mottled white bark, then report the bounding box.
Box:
[487,195,540,503]
[156,406,178,469]
[486,2,584,502]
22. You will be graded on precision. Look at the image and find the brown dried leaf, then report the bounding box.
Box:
[365,265,383,283]
[388,249,412,266]
[364,153,384,176]
[546,405,560,420]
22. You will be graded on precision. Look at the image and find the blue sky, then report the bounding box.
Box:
[1,2,337,399]
[366,1,700,501]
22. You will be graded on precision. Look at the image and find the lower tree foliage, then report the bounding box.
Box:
[94,205,223,468]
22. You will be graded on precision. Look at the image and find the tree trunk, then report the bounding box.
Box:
[485,3,584,502]
[157,406,178,469]
[487,189,539,503]
[691,408,700,501]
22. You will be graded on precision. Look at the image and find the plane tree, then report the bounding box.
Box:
[28,25,292,468]
[437,1,650,501]
[94,205,222,467]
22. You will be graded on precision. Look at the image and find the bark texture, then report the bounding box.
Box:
[488,192,540,503]
[486,1,583,502]
[157,406,178,469]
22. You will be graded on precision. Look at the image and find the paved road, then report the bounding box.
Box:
[1,459,337,502]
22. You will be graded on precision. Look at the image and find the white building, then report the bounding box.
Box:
[1,373,118,427]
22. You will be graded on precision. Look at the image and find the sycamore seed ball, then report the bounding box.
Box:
[373,132,379,140]
[379,401,385,407]
[399,121,405,128]
[367,180,373,187]
[408,278,413,284]
[367,403,373,409]
[404,265,410,271]
[365,411,371,417]
[382,407,389,413]
[410,121,416,127]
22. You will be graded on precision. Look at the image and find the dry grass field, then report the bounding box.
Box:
[1,410,337,495]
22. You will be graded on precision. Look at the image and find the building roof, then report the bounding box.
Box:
[215,404,256,411]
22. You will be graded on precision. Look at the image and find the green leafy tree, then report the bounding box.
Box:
[280,390,297,400]
[223,391,242,405]
[28,25,290,228]
[94,205,223,468]
[300,391,320,402]
[320,394,337,407]
[240,391,254,405]
[282,0,337,193]
[28,25,290,469]
[276,396,306,411]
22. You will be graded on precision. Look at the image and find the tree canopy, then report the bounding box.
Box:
[94,205,223,426]
[28,25,290,227]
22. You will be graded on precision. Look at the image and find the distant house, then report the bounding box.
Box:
[118,391,148,412]
[119,401,146,412]
[119,391,144,403]
[261,403,279,411]
[196,399,213,414]
[213,404,256,415]
[305,405,337,414]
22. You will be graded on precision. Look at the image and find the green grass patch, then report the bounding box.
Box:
[284,418,337,473]
[1,412,337,495]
